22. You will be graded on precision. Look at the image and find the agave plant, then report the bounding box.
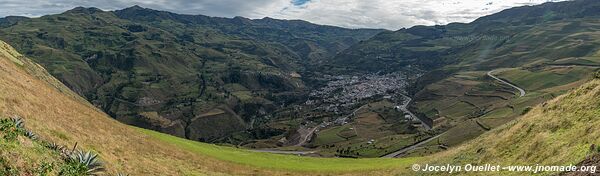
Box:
[11,116,24,129]
[70,150,105,175]
[24,130,38,140]
[47,142,65,151]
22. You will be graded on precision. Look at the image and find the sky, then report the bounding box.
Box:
[0,0,566,30]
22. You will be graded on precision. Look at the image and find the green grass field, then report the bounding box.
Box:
[313,125,349,145]
[496,67,594,91]
[141,128,420,173]
[479,107,516,128]
[552,56,600,66]
[348,134,417,157]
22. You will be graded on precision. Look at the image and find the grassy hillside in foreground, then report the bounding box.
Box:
[142,129,418,173]
[423,78,600,175]
[0,41,419,175]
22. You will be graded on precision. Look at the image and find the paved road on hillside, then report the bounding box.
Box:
[383,70,524,158]
[398,94,432,130]
[487,70,526,97]
[381,133,445,158]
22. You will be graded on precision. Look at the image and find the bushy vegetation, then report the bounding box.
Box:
[0,117,25,141]
[0,116,116,176]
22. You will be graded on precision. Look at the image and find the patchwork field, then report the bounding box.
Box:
[432,79,600,175]
[409,64,598,157]
[310,100,428,158]
[495,67,595,91]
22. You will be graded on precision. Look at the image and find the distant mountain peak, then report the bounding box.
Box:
[65,6,103,14]
[128,5,144,10]
[473,0,600,25]
[116,5,165,13]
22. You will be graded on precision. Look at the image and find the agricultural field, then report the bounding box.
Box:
[435,79,600,175]
[313,125,351,146]
[309,100,429,158]
[408,64,598,157]
[495,67,596,91]
[551,56,600,66]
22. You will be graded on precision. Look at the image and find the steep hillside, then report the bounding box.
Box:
[0,40,422,175]
[424,77,600,175]
[0,6,383,143]
[114,6,383,65]
[0,39,244,175]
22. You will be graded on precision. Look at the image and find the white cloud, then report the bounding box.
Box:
[266,0,567,29]
[0,0,567,30]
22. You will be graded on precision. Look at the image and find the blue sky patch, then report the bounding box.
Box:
[291,0,311,6]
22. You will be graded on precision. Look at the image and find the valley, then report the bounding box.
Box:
[2,0,600,175]
[241,70,432,158]
[1,2,599,158]
[0,6,443,157]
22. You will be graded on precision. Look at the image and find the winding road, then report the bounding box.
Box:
[398,94,432,130]
[487,70,526,97]
[254,69,528,156]
[382,70,526,158]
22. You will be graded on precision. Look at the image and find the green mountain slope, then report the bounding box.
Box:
[331,0,600,73]
[0,38,421,176]
[426,77,600,175]
[0,6,383,143]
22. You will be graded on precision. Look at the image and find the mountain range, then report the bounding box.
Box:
[0,6,382,142]
[2,0,600,175]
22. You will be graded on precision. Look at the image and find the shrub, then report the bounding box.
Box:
[521,106,533,115]
[36,161,54,176]
[0,118,24,141]
[59,160,88,176]
[0,157,18,175]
